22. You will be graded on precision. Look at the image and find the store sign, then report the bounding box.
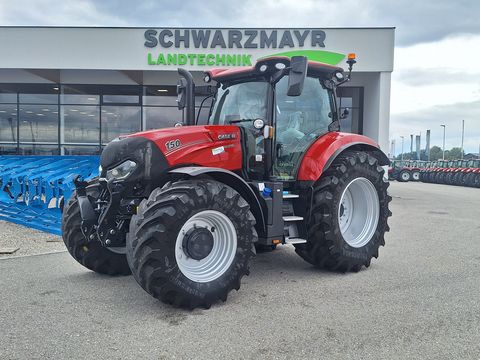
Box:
[143,29,346,68]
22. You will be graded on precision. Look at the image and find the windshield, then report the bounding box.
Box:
[209,81,269,125]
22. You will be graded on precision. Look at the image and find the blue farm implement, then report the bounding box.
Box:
[0,155,99,235]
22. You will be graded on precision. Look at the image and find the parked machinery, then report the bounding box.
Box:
[420,159,480,187]
[388,160,426,182]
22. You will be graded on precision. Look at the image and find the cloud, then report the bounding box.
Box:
[1,0,479,46]
[390,33,480,154]
[390,100,480,154]
[0,0,126,26]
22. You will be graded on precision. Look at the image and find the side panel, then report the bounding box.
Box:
[297,132,386,181]
[127,125,243,171]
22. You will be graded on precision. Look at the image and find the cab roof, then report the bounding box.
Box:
[206,56,343,83]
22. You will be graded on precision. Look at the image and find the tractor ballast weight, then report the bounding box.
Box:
[62,55,392,309]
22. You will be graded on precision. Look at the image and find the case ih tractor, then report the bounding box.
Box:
[62,55,392,309]
[388,160,423,182]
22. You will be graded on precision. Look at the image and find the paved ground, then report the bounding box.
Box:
[0,220,63,258]
[0,182,479,360]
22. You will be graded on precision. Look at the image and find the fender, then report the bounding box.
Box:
[169,166,266,238]
[297,132,389,181]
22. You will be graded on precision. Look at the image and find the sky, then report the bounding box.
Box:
[0,0,479,154]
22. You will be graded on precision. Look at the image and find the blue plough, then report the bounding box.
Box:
[0,156,99,235]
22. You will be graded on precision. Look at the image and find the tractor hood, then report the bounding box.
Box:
[124,125,243,171]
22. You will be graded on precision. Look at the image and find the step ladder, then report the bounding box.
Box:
[282,192,307,244]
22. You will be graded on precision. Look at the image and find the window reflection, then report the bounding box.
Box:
[19,145,59,155]
[0,104,17,142]
[62,105,99,143]
[144,106,183,130]
[62,145,100,155]
[101,106,141,144]
[19,105,58,143]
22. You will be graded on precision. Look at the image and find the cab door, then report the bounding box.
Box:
[273,76,334,180]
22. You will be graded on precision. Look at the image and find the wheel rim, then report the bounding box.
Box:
[338,177,380,248]
[401,172,410,181]
[175,210,237,283]
[412,172,420,180]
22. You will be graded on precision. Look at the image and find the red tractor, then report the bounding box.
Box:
[62,55,392,309]
[388,160,424,182]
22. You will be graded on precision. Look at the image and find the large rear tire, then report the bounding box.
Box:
[295,151,391,272]
[398,170,411,182]
[126,179,257,309]
[61,182,131,275]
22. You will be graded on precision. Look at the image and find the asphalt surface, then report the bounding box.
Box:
[0,181,479,360]
[0,220,63,258]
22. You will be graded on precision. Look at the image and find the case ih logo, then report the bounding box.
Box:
[144,28,328,67]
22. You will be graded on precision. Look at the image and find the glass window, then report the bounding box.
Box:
[144,106,183,130]
[143,96,178,106]
[0,144,18,155]
[101,106,141,144]
[62,105,100,143]
[61,94,100,105]
[209,82,269,125]
[144,86,177,106]
[103,95,139,104]
[19,144,59,155]
[0,104,18,142]
[19,105,58,143]
[0,93,17,103]
[62,145,100,155]
[274,76,333,180]
[337,87,363,135]
[19,93,58,104]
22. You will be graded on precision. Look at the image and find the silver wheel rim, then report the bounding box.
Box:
[175,210,237,283]
[401,172,410,181]
[338,177,380,248]
[412,172,420,180]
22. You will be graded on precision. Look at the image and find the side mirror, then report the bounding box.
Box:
[340,107,350,119]
[176,78,187,110]
[287,56,308,96]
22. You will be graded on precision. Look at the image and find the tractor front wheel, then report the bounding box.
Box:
[61,182,131,276]
[126,179,257,309]
[295,151,391,272]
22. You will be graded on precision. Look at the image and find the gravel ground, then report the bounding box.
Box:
[0,220,64,258]
[0,181,479,359]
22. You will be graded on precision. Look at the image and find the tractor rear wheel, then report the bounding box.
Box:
[398,170,411,182]
[126,179,257,309]
[412,171,420,181]
[294,151,391,272]
[61,182,131,276]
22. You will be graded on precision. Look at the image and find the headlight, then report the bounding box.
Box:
[106,160,137,180]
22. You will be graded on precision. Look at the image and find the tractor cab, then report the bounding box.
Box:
[178,55,355,183]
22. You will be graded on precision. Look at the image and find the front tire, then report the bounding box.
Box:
[61,182,131,275]
[126,179,257,309]
[295,151,391,272]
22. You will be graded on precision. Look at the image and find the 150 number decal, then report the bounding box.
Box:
[165,139,181,151]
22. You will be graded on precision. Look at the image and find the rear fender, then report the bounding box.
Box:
[297,132,389,181]
[169,166,266,238]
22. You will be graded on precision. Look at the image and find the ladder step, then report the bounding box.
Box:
[283,216,304,222]
[285,237,307,244]
[283,194,299,199]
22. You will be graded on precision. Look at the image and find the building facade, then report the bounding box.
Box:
[0,27,394,156]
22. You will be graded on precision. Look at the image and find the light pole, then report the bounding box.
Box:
[461,119,465,159]
[400,136,404,161]
[440,124,446,160]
